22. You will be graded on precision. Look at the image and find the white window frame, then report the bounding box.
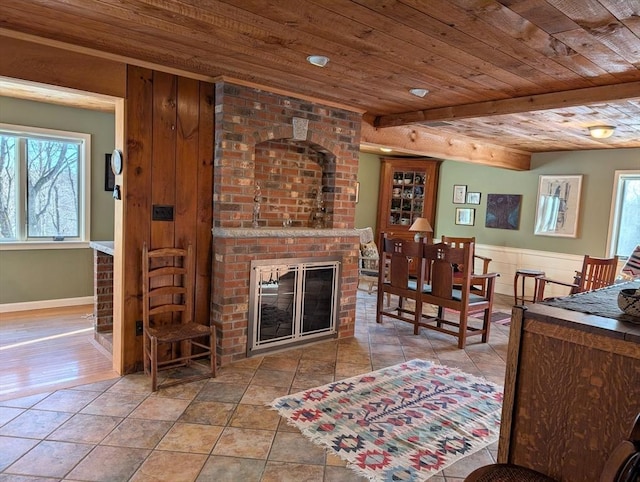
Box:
[606,169,640,258]
[0,123,91,250]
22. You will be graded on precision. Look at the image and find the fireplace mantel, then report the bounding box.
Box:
[212,227,358,239]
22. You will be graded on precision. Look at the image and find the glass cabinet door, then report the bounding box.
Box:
[389,169,427,226]
[376,158,441,243]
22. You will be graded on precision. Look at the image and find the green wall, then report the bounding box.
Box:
[2,104,637,304]
[0,97,115,304]
[355,152,381,230]
[357,149,639,257]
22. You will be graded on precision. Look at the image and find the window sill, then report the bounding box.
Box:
[0,241,90,251]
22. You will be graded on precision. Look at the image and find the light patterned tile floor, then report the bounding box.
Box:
[0,291,514,481]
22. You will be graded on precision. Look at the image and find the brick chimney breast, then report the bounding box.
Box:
[211,81,363,364]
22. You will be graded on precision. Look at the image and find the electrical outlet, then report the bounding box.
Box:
[135,320,143,336]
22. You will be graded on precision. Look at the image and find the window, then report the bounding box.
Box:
[608,170,640,258]
[0,124,91,244]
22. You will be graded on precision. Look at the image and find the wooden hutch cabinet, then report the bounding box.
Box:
[376,157,441,243]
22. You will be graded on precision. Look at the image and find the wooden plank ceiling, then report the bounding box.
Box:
[1,0,639,165]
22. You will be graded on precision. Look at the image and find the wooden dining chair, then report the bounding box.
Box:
[376,234,427,334]
[142,243,216,391]
[420,241,499,349]
[535,254,619,301]
[441,235,493,296]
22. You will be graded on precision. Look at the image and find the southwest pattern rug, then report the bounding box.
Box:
[269,359,503,481]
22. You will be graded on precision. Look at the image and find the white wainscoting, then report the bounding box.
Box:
[475,245,625,301]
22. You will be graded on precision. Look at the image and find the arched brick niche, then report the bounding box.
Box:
[254,139,336,228]
[213,81,361,229]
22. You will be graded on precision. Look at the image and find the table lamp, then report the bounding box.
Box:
[409,217,433,243]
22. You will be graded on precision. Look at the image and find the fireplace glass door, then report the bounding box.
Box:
[248,257,340,355]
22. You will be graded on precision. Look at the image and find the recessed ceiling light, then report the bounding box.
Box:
[409,88,429,98]
[380,147,393,153]
[588,125,616,139]
[307,55,330,67]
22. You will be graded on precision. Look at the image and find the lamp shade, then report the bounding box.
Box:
[409,217,433,233]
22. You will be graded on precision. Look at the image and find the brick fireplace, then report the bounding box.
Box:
[211,81,363,365]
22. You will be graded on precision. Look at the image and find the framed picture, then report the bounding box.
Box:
[485,194,522,230]
[104,153,115,191]
[534,175,583,237]
[455,208,475,226]
[453,184,467,204]
[466,192,481,204]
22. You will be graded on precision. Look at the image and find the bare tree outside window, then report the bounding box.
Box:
[26,139,80,238]
[0,135,17,239]
[0,126,88,243]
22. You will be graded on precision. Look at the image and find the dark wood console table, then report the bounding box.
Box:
[498,282,640,481]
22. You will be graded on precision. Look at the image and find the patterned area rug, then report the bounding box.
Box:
[269,359,503,481]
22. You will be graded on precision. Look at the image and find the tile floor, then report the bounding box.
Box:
[0,291,514,482]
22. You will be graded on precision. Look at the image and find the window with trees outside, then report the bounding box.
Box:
[608,170,640,258]
[0,124,91,244]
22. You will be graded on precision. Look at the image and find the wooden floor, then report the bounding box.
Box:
[0,305,119,401]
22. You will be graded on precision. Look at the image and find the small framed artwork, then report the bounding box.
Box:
[534,175,583,237]
[485,194,522,230]
[104,153,115,191]
[453,184,467,204]
[466,192,481,204]
[455,208,475,226]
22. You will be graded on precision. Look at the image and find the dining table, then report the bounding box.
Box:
[540,279,640,326]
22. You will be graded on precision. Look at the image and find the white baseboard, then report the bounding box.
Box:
[0,296,94,314]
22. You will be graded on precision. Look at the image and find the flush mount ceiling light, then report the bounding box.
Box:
[306,55,330,67]
[588,125,616,139]
[409,88,429,98]
[380,147,393,153]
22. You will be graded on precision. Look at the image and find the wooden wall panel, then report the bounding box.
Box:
[122,65,153,373]
[192,82,214,326]
[194,84,214,326]
[151,72,177,251]
[0,35,125,98]
[175,77,200,252]
[120,66,214,372]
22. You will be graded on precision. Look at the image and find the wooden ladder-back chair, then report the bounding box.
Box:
[464,412,640,482]
[142,243,216,391]
[376,234,426,334]
[535,254,619,302]
[421,241,499,349]
[441,235,493,296]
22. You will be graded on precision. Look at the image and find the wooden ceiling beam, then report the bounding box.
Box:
[375,81,640,128]
[360,121,531,171]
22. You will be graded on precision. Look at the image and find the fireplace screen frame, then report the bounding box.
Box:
[247,256,341,356]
